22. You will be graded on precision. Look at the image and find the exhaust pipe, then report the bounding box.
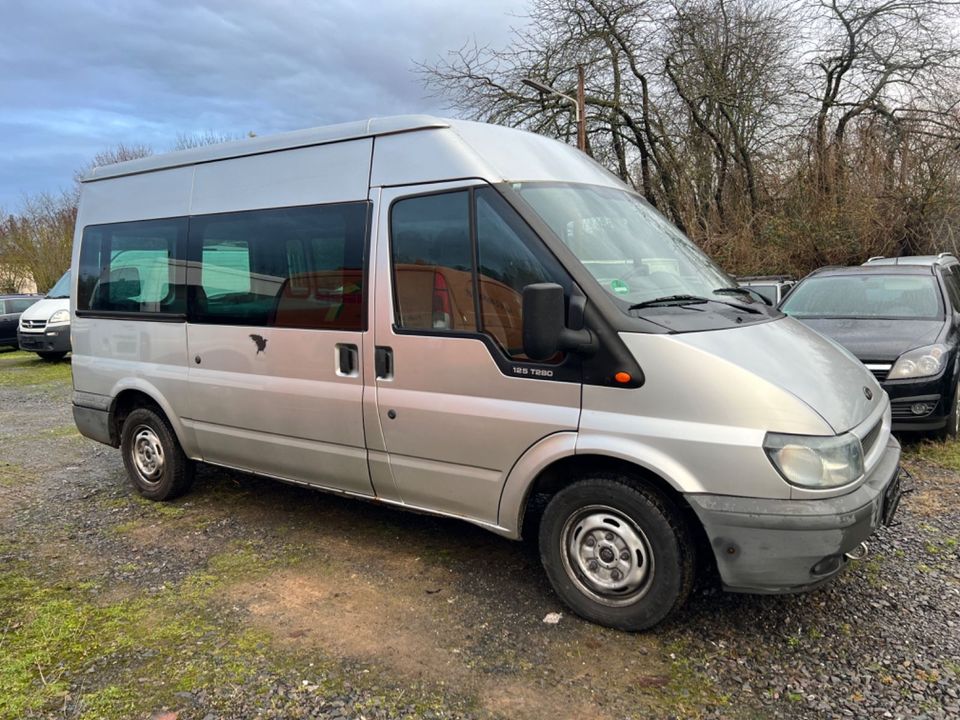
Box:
[844,541,869,561]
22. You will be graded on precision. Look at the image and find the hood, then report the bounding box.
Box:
[797,317,942,362]
[20,297,69,322]
[628,317,881,434]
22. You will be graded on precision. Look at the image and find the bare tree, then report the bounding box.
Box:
[1,192,77,292]
[419,0,960,275]
[0,211,34,293]
[803,0,960,197]
[661,0,796,225]
[73,143,154,185]
[173,130,252,150]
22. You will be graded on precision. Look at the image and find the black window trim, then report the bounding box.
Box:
[76,200,373,330]
[186,199,372,332]
[76,214,189,322]
[386,182,583,382]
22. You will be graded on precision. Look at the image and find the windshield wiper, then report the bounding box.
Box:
[628,294,709,310]
[630,293,763,314]
[712,287,754,298]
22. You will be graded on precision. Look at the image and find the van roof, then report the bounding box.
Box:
[81,115,451,182]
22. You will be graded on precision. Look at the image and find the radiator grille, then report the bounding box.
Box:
[861,420,883,457]
[864,363,892,383]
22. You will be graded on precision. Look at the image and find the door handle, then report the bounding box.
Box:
[375,346,393,380]
[336,343,359,376]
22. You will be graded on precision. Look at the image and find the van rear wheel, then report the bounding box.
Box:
[538,475,694,631]
[120,407,194,501]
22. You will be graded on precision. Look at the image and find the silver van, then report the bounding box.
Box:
[70,116,903,630]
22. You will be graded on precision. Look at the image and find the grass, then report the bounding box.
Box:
[661,639,731,715]
[0,536,463,720]
[0,350,71,387]
[0,461,37,487]
[40,424,82,439]
[0,547,278,719]
[903,438,960,471]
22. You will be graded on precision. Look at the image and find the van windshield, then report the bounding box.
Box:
[511,183,735,308]
[46,271,71,299]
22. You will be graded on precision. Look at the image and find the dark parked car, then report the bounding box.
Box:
[0,294,40,348]
[737,275,796,305]
[780,256,960,437]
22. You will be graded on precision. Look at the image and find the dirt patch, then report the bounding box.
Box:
[232,532,665,720]
[902,458,960,517]
[237,565,613,719]
[0,462,43,515]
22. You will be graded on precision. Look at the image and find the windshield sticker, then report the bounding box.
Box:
[610,279,630,294]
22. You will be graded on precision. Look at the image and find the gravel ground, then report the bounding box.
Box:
[1,349,958,720]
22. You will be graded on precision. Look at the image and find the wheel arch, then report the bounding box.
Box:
[108,381,196,457]
[498,434,705,540]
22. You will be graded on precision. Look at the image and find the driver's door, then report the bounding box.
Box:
[366,182,582,525]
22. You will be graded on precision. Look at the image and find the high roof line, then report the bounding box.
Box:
[81,115,451,183]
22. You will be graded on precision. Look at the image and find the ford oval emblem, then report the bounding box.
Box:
[863,386,873,401]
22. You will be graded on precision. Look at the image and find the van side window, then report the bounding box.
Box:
[77,218,187,315]
[188,203,369,330]
[391,191,476,332]
[390,186,569,361]
[475,187,568,357]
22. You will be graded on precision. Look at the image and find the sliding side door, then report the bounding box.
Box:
[183,201,374,495]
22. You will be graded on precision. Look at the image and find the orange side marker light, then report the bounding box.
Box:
[614,372,632,384]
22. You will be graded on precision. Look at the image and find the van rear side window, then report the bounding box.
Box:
[77,218,187,315]
[187,203,369,330]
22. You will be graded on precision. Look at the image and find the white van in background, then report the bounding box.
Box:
[69,116,903,630]
[18,270,72,361]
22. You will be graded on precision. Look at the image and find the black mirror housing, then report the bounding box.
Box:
[522,283,596,361]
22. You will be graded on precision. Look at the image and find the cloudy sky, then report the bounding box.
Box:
[0,0,527,210]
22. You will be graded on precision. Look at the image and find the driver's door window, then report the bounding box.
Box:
[390,186,569,362]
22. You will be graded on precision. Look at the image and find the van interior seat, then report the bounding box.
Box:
[272,271,364,329]
[94,266,142,312]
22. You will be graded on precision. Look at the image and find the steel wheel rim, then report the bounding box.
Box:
[560,504,655,607]
[131,425,165,485]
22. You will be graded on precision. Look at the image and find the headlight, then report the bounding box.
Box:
[48,309,70,325]
[764,433,864,489]
[888,344,948,380]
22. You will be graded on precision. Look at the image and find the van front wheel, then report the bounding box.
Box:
[120,407,194,501]
[538,476,694,631]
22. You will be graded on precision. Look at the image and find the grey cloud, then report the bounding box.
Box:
[0,0,526,209]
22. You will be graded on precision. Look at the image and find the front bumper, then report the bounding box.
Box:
[686,435,902,593]
[882,373,952,431]
[17,324,71,353]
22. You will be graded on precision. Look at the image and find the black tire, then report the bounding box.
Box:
[120,407,194,501]
[935,378,960,441]
[37,351,66,362]
[538,475,695,631]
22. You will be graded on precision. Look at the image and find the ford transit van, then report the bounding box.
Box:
[70,117,903,630]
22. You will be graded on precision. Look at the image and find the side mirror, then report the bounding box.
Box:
[522,283,596,361]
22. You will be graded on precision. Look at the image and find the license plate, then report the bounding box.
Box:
[881,471,902,526]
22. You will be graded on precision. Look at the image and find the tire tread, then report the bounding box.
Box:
[538,473,695,631]
[120,407,194,501]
